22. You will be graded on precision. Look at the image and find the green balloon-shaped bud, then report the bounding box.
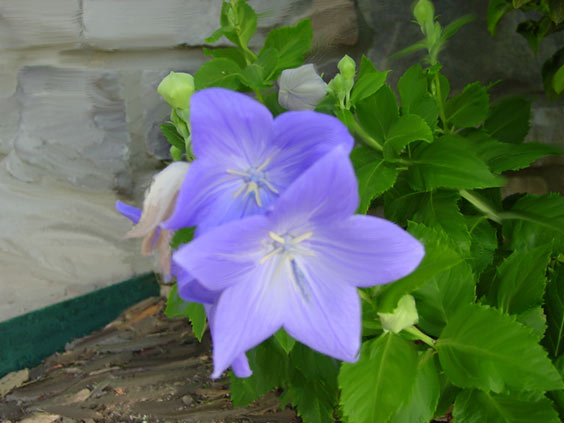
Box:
[413,0,435,30]
[158,71,195,110]
[337,55,356,80]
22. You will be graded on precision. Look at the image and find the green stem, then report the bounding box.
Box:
[433,72,449,133]
[350,119,383,152]
[404,326,436,349]
[254,89,264,104]
[459,189,502,224]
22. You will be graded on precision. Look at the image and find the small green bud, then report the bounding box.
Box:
[170,145,183,161]
[378,295,419,334]
[328,74,345,95]
[158,72,195,110]
[337,55,356,80]
[413,0,435,31]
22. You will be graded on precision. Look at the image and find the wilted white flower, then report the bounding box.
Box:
[122,162,190,275]
[278,64,328,111]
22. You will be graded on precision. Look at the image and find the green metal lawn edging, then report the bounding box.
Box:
[0,273,160,377]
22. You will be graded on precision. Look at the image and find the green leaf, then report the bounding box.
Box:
[356,85,399,144]
[274,328,296,354]
[282,374,336,423]
[543,47,564,99]
[408,135,505,191]
[165,284,189,318]
[261,19,313,75]
[203,47,247,68]
[488,244,551,315]
[467,216,498,275]
[487,0,515,35]
[484,97,531,144]
[517,17,552,52]
[378,295,419,333]
[445,82,490,128]
[465,130,560,173]
[164,285,206,341]
[383,114,433,158]
[517,306,547,340]
[160,123,185,151]
[413,190,471,251]
[239,63,267,90]
[553,64,564,94]
[453,389,560,423]
[283,343,339,423]
[502,194,564,253]
[235,1,257,47]
[398,64,439,129]
[376,223,463,313]
[350,147,399,214]
[170,227,195,250]
[391,351,441,423]
[339,333,418,423]
[194,58,242,90]
[513,0,532,7]
[549,0,564,24]
[229,338,289,406]
[441,15,475,41]
[256,47,279,81]
[413,262,476,337]
[545,264,564,357]
[437,303,564,392]
[350,56,389,105]
[390,41,428,60]
[186,302,206,341]
[205,27,225,44]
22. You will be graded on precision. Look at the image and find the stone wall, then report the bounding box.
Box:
[0,0,561,321]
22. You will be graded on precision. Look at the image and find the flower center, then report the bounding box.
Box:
[226,157,279,207]
[260,231,315,264]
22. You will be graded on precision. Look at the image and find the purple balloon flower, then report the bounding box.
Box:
[163,88,354,233]
[173,148,425,378]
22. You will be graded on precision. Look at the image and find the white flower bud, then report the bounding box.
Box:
[126,161,190,275]
[278,64,328,111]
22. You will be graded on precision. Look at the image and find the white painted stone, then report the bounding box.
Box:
[5,66,130,191]
[82,0,305,50]
[83,0,224,49]
[0,167,152,321]
[0,0,81,50]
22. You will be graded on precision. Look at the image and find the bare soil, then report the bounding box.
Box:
[0,297,299,423]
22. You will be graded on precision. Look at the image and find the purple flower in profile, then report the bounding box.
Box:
[163,88,353,233]
[173,148,424,378]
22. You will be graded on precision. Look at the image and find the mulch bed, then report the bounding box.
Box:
[0,297,298,423]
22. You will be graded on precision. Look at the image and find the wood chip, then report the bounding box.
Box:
[19,413,60,423]
[0,368,30,397]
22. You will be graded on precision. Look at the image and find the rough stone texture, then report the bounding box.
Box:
[0,0,81,50]
[5,67,129,190]
[0,167,152,321]
[82,0,223,50]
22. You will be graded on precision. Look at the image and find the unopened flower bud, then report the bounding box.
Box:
[126,162,190,275]
[328,73,347,105]
[413,0,435,32]
[158,71,195,110]
[338,55,356,80]
[278,64,328,111]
